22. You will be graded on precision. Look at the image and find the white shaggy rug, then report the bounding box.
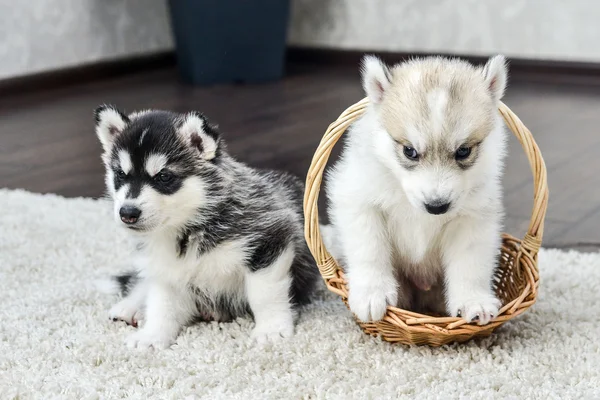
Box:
[1,189,599,399]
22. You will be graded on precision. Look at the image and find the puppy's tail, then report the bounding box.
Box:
[94,271,139,297]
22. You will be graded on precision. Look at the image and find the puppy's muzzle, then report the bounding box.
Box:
[424,201,451,215]
[119,205,142,224]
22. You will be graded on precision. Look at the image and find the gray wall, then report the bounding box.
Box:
[288,0,600,62]
[1,0,598,80]
[0,0,173,80]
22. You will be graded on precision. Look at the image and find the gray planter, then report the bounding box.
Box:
[168,0,291,85]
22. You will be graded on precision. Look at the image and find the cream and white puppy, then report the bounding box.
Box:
[324,55,508,325]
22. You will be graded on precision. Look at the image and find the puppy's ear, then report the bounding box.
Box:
[482,55,508,103]
[178,112,220,161]
[94,105,129,152]
[361,55,391,105]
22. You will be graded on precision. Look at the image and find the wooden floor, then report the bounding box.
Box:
[1,62,599,250]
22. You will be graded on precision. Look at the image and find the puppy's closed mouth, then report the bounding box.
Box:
[125,225,148,232]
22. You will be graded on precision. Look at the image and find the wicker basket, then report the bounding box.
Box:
[303,98,549,346]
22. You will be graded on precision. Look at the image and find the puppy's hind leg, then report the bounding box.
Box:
[246,246,296,343]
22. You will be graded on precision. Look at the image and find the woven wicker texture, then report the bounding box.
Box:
[303,98,549,346]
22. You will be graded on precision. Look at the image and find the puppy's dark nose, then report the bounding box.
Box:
[424,201,451,215]
[119,205,141,224]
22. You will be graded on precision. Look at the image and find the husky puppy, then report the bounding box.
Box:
[94,106,318,348]
[324,55,508,325]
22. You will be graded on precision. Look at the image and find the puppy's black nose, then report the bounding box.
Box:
[119,205,141,224]
[424,201,451,215]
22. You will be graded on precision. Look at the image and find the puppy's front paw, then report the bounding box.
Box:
[109,300,143,327]
[348,278,397,322]
[251,317,294,344]
[450,295,501,326]
[125,329,175,350]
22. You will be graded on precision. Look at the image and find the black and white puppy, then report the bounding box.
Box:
[95,106,319,349]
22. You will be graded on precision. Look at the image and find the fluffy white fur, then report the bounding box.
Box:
[361,55,391,103]
[325,55,509,324]
[99,112,210,234]
[178,113,218,160]
[94,109,306,349]
[2,189,599,399]
[95,107,128,153]
[108,279,146,327]
[119,233,288,349]
[245,246,296,342]
[144,153,168,176]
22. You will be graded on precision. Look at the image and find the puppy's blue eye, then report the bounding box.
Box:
[403,146,419,160]
[156,170,174,183]
[455,146,472,160]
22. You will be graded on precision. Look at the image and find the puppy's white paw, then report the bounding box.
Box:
[450,295,501,325]
[125,329,174,350]
[109,301,143,327]
[251,319,294,344]
[348,278,397,322]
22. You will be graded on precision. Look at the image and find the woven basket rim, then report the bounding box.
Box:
[303,97,549,345]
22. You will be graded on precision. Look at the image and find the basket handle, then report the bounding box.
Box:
[303,98,549,281]
[498,103,548,257]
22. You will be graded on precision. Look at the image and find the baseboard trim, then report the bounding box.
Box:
[287,47,600,85]
[3,47,600,95]
[0,52,176,96]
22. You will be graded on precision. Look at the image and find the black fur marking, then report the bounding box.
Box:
[101,109,320,324]
[190,286,249,323]
[248,224,294,272]
[114,272,139,297]
[109,111,204,196]
[288,244,319,306]
[176,195,246,257]
[148,174,184,196]
[126,181,142,199]
[177,234,190,258]
[113,171,126,191]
